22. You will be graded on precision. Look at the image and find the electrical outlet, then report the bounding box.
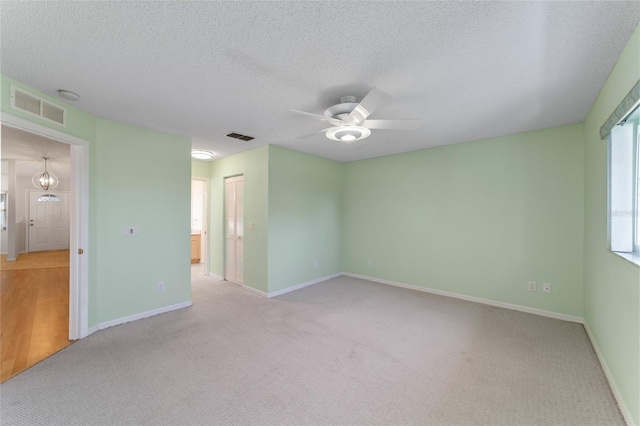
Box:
[367,259,373,266]
[543,283,551,294]
[313,261,318,269]
[528,281,537,292]
[157,282,165,292]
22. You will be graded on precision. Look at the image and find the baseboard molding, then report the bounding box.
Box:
[87,301,193,335]
[267,273,343,298]
[343,272,584,324]
[239,273,343,299]
[242,285,268,298]
[207,272,224,280]
[584,322,635,425]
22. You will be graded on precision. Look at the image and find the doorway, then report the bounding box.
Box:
[191,178,209,279]
[0,126,74,382]
[224,175,244,285]
[1,113,89,342]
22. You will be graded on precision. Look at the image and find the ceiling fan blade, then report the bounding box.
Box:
[289,109,330,121]
[295,127,335,139]
[348,88,392,125]
[363,119,421,130]
[290,108,345,126]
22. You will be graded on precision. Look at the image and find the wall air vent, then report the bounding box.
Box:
[10,86,66,126]
[226,132,254,142]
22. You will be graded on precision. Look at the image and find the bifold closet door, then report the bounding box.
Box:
[225,176,244,284]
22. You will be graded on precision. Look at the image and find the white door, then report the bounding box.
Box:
[225,176,244,284]
[28,191,70,252]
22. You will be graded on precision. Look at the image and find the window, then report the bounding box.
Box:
[37,194,61,202]
[609,104,640,262]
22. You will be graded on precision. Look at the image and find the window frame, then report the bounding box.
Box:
[609,104,640,264]
[634,120,640,254]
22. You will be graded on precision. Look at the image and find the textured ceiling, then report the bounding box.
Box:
[1,2,639,163]
[1,125,70,179]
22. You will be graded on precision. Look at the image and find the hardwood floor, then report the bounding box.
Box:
[1,253,72,383]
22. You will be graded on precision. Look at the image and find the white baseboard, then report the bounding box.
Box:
[584,322,635,426]
[207,272,224,280]
[267,273,343,298]
[343,272,584,323]
[242,285,268,298]
[239,273,343,299]
[87,301,193,335]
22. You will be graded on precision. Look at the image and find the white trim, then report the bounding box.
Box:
[267,273,343,298]
[242,285,268,298]
[1,112,90,340]
[584,322,635,426]
[2,113,86,145]
[88,301,193,334]
[207,272,224,280]
[343,273,584,323]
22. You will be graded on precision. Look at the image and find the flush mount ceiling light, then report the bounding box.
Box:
[325,126,371,142]
[32,157,59,191]
[57,90,80,102]
[191,150,215,160]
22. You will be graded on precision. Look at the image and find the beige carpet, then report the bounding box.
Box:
[0,275,624,425]
[0,250,69,271]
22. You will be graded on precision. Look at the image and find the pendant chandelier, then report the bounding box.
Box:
[32,157,59,191]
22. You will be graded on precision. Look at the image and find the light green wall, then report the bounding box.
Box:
[209,146,269,292]
[1,75,193,328]
[343,124,585,317]
[583,23,640,424]
[94,120,191,323]
[192,159,210,178]
[267,146,343,293]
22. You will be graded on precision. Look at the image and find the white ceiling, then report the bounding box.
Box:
[1,2,639,163]
[1,125,70,179]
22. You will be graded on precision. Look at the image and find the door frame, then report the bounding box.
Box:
[26,189,70,253]
[191,177,210,276]
[2,113,90,340]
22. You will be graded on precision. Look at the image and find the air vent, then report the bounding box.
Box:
[226,132,254,142]
[10,86,66,126]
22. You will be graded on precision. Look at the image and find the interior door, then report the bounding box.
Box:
[225,176,244,284]
[28,191,70,252]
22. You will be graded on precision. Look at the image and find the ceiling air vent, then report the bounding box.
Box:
[226,132,254,142]
[10,86,66,126]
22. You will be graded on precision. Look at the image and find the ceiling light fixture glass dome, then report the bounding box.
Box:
[191,150,215,160]
[326,126,371,142]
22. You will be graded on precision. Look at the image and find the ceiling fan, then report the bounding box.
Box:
[290,88,420,142]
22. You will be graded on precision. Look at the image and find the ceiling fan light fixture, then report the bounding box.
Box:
[326,126,371,142]
[191,150,215,160]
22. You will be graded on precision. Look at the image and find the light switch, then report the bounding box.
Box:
[124,227,140,236]
[249,222,255,231]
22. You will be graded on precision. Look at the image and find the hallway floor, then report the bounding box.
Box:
[0,251,72,382]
